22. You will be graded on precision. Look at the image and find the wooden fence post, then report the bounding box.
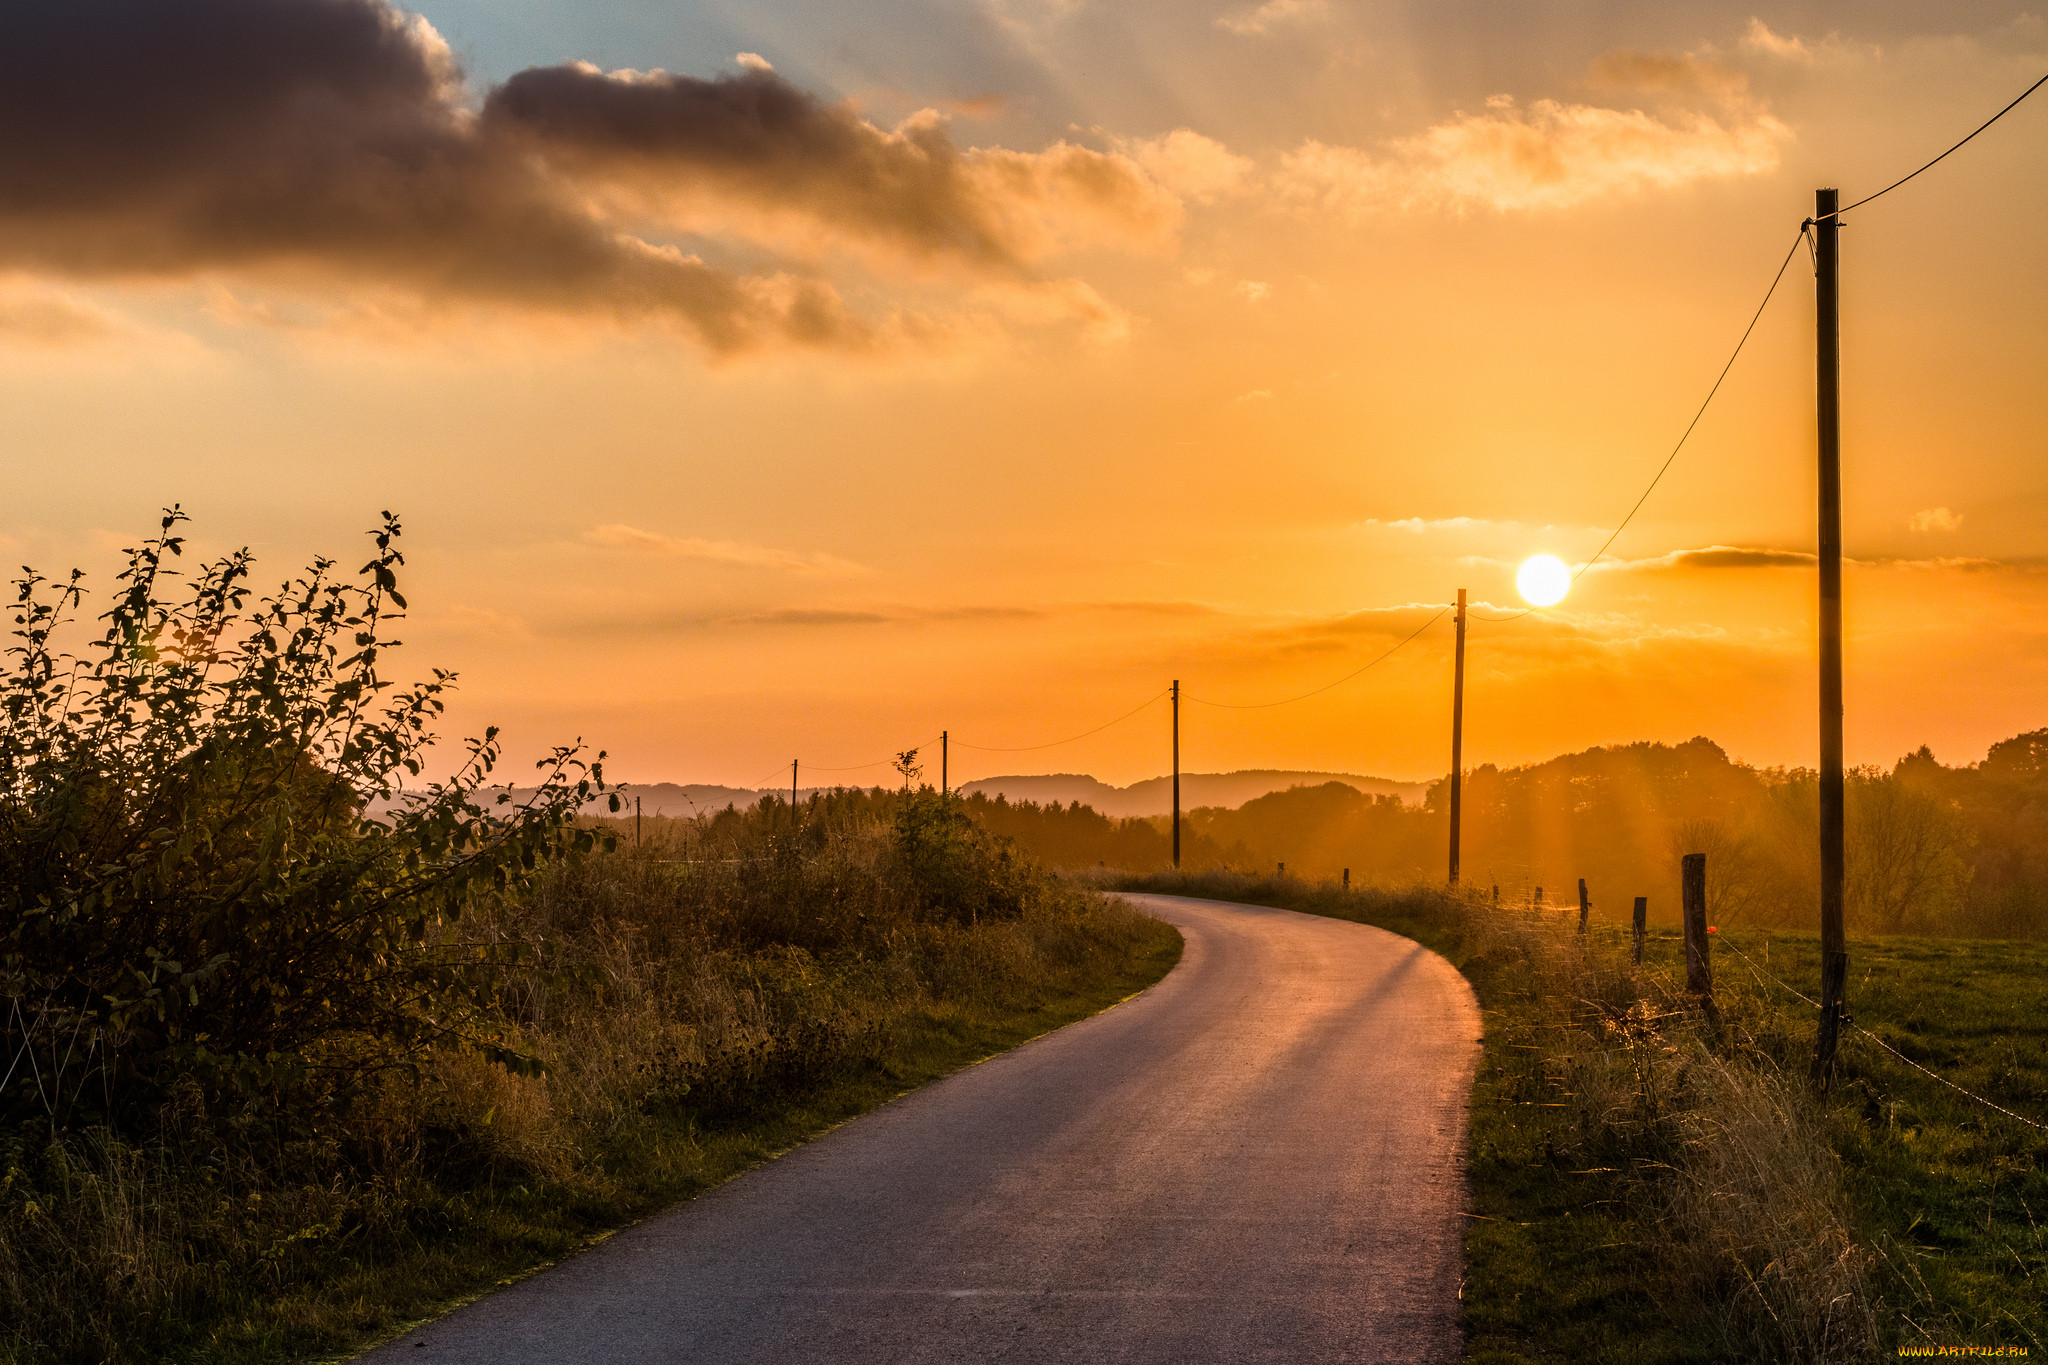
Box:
[1342,867,1350,890]
[1632,896,1647,965]
[1682,853,1722,1029]
[1578,878,1590,935]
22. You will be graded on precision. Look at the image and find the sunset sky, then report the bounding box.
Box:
[3,0,2045,789]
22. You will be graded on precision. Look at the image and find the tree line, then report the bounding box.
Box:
[966,732,2048,938]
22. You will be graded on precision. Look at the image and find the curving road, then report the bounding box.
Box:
[361,895,1483,1364]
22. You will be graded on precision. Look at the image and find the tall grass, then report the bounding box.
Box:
[1115,869,1877,1363]
[0,790,1173,1365]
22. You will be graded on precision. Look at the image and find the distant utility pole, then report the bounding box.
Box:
[941,731,949,796]
[1170,680,1182,869]
[791,760,799,825]
[1811,187,1849,1087]
[1448,588,1467,886]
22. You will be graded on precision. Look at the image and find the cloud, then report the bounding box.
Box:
[1741,18,1815,65]
[1216,0,1330,37]
[1278,54,1788,215]
[570,596,1231,636]
[1120,130,1255,203]
[585,524,869,575]
[484,62,1181,269]
[1236,279,1271,302]
[1235,388,1274,402]
[0,282,125,347]
[1606,545,1816,570]
[1909,506,1963,533]
[0,0,1181,356]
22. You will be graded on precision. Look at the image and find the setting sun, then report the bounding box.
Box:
[1516,554,1573,607]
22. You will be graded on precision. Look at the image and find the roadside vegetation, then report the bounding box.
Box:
[0,515,1179,1365]
[1114,869,2046,1363]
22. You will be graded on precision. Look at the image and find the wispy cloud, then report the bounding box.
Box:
[585,524,869,575]
[1909,506,1963,533]
[1741,18,1814,65]
[1216,0,1330,38]
[1278,51,1787,215]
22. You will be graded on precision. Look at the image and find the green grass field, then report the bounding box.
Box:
[1113,871,2048,1363]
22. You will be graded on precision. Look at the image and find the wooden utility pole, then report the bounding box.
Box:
[941,731,948,796]
[1632,896,1647,965]
[1577,878,1590,934]
[1812,187,1849,1086]
[1171,679,1181,869]
[791,760,799,825]
[1449,588,1467,885]
[635,795,642,847]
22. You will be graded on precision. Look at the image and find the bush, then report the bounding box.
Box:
[0,510,608,1135]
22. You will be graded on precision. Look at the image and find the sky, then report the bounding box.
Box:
[2,0,2045,789]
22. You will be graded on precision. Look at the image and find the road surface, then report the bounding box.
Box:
[361,894,1482,1364]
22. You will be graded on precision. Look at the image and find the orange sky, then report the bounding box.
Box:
[2,1,2045,788]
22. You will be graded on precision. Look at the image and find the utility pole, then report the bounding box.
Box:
[1811,187,1848,1087]
[941,731,948,796]
[1448,588,1467,885]
[1171,679,1181,869]
[791,760,799,827]
[635,795,642,847]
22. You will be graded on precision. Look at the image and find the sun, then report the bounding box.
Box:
[1516,554,1572,607]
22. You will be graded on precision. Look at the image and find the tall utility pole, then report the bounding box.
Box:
[941,731,949,796]
[1448,589,1467,886]
[1171,679,1182,869]
[791,760,799,822]
[1812,187,1849,1086]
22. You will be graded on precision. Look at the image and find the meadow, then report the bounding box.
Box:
[1112,869,2047,1363]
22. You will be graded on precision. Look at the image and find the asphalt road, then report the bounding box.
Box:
[361,894,1482,1364]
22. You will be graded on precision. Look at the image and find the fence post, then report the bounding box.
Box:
[1682,853,1721,1029]
[1534,886,1543,909]
[1578,878,1590,935]
[1342,867,1349,890]
[1277,861,1285,877]
[1632,896,1647,965]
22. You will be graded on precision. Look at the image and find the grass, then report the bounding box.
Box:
[1113,870,2046,1363]
[1,794,1182,1365]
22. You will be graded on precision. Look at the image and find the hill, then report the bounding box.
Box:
[956,770,1427,817]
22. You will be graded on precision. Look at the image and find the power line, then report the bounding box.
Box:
[1468,228,1809,629]
[1187,605,1448,709]
[951,689,1168,753]
[1820,68,2048,220]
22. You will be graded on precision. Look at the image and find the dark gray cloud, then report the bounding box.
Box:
[0,0,1168,352]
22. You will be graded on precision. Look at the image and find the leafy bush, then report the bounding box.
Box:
[0,510,609,1134]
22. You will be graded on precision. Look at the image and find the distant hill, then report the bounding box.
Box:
[481,770,1426,820]
[957,770,1428,817]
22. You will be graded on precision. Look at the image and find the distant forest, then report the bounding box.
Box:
[962,730,2048,939]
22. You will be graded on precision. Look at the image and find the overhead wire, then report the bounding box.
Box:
[1187,605,1449,709]
[1469,228,1810,629]
[951,689,1168,753]
[1818,67,2048,220]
